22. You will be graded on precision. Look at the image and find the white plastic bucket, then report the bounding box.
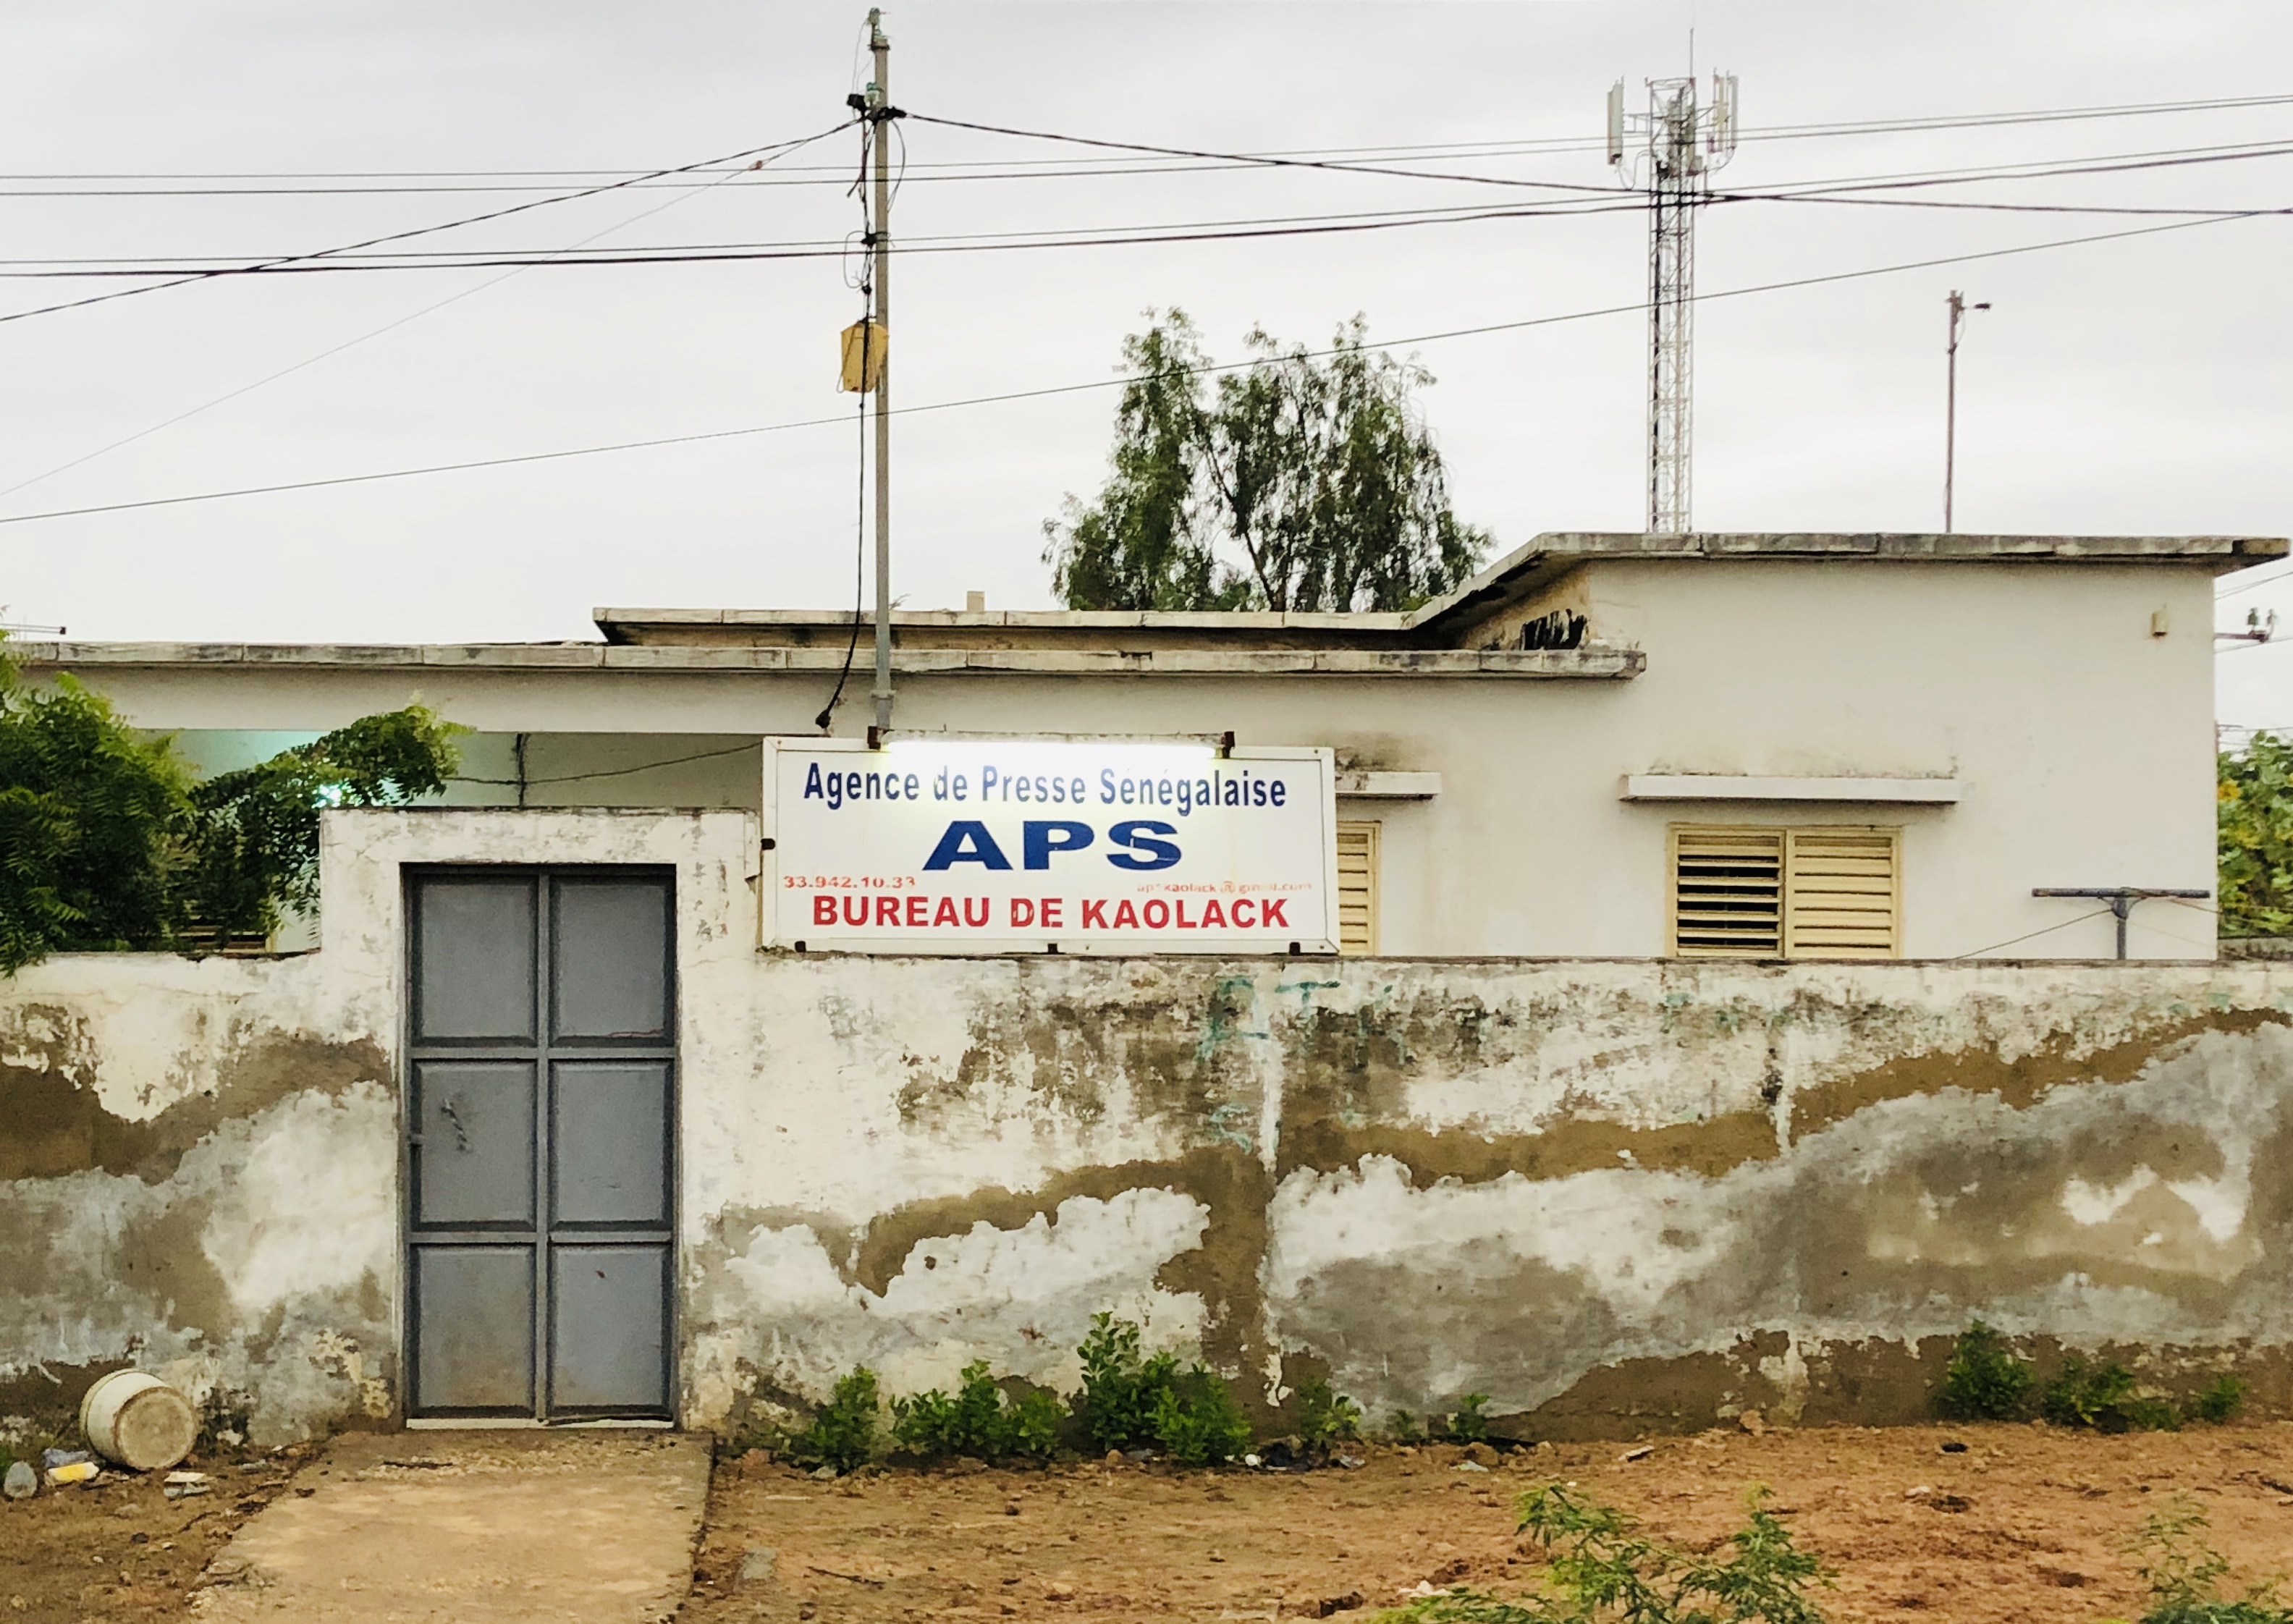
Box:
[79,1372,198,1471]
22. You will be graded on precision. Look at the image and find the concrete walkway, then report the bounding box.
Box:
[190,1430,709,1623]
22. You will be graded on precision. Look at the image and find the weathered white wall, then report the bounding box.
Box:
[7,808,2281,1445]
[0,808,756,1443]
[32,555,2224,961]
[1563,559,2221,963]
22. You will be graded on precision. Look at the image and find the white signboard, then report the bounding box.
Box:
[766,739,1337,953]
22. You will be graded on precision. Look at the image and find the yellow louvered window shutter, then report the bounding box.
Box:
[1670,824,1901,959]
[1335,821,1380,955]
[1783,828,1901,959]
[1671,826,1783,957]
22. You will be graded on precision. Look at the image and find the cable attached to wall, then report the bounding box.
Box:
[815,114,877,734]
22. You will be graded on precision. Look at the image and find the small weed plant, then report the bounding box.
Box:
[890,1361,1063,1463]
[1151,1364,1254,1466]
[786,1367,880,1475]
[2124,1500,2293,1623]
[2042,1355,2181,1434]
[1296,1378,1363,1452]
[1078,1312,1181,1453]
[1383,1409,1427,1445]
[2189,1375,2247,1425]
[1074,1311,1251,1463]
[1374,1481,1828,1623]
[1448,1393,1492,1445]
[1005,1387,1064,1459]
[1937,1321,2242,1431]
[1935,1320,2034,1421]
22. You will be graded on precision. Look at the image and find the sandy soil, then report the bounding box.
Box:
[680,1421,2293,1623]
[0,1443,312,1623]
[11,1420,2293,1622]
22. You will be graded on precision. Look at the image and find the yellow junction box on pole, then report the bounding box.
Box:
[840,319,888,394]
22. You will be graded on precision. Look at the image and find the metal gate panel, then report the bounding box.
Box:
[551,1062,671,1227]
[405,868,675,1421]
[413,877,539,1041]
[411,1247,535,1412]
[549,1245,671,1412]
[550,879,671,1042]
[410,1062,536,1227]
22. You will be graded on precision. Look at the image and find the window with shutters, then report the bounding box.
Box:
[1669,825,1901,959]
[1335,821,1380,955]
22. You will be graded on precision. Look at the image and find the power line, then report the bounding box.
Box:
[0,195,1643,274]
[0,129,824,503]
[454,741,759,787]
[0,123,856,328]
[0,209,2255,533]
[4,140,2284,282]
[2216,560,2293,599]
[9,88,2291,191]
[3,166,2285,284]
[1722,135,2293,196]
[906,109,2293,206]
[905,111,1626,196]
[1950,908,2115,960]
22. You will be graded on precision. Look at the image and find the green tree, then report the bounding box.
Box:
[1045,310,1490,612]
[0,640,462,972]
[0,655,190,971]
[2218,732,2293,937]
[178,706,461,941]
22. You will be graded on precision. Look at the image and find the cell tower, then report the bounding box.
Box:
[1607,72,1738,534]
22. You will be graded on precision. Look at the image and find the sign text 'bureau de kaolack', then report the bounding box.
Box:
[767,740,1337,953]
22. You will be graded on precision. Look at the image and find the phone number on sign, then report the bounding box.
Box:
[782,875,920,890]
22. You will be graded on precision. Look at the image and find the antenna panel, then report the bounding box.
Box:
[1708,72,1739,157]
[1605,81,1626,166]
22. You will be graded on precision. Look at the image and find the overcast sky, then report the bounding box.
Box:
[3,1,2289,726]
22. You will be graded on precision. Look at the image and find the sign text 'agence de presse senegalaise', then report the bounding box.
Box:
[767,740,1337,952]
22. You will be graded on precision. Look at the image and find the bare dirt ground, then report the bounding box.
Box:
[10,1420,2293,1622]
[680,1421,2293,1624]
[0,1442,313,1623]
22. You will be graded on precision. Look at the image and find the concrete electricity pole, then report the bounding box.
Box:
[1943,289,1988,535]
[1608,71,1737,535]
[866,9,896,741]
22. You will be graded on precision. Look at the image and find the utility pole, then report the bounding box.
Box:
[867,9,896,743]
[1608,71,1736,535]
[1943,289,1988,534]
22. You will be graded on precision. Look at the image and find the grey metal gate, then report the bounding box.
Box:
[404,868,675,1420]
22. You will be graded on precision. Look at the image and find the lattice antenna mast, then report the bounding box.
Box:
[1608,72,1737,533]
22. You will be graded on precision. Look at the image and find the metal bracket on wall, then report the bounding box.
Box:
[2031,887,2210,960]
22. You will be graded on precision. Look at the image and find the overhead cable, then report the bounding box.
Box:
[0,122,856,327]
[0,129,829,502]
[9,144,2292,283]
[12,88,2293,192]
[2216,560,2293,599]
[0,208,2256,532]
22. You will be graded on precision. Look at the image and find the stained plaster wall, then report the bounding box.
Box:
[0,808,753,1444]
[693,952,2293,1439]
[9,806,2293,1445]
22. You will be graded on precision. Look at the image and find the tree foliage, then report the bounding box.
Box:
[178,706,460,940]
[0,657,190,971]
[1045,310,1490,613]
[0,640,461,973]
[2219,732,2293,937]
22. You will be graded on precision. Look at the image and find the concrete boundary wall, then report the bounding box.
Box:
[4,808,2290,1443]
